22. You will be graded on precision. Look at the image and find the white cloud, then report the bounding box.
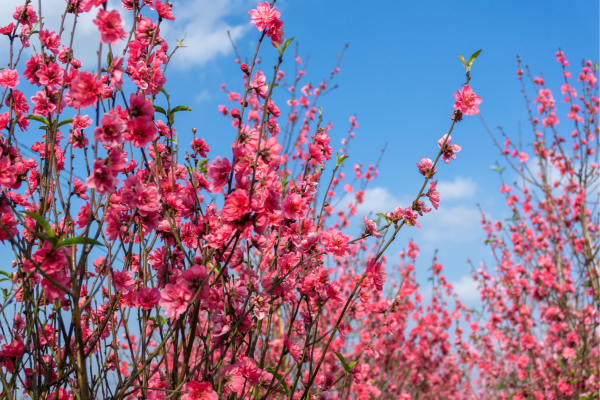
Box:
[0,0,128,69]
[419,274,481,306]
[0,0,251,70]
[437,176,476,200]
[194,89,211,103]
[420,204,481,244]
[161,0,251,69]
[354,187,406,216]
[450,275,480,304]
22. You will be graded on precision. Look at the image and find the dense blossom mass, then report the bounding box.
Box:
[0,1,596,400]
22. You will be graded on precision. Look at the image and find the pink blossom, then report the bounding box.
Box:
[94,113,126,147]
[191,138,210,157]
[42,273,71,302]
[155,0,175,21]
[0,157,16,189]
[125,116,157,148]
[39,30,61,54]
[518,152,529,163]
[129,93,155,118]
[252,293,270,320]
[71,115,93,130]
[0,69,20,88]
[222,189,251,222]
[68,72,102,109]
[249,1,280,31]
[266,18,284,47]
[542,112,559,127]
[31,90,56,117]
[159,281,192,320]
[85,159,119,196]
[93,9,127,45]
[453,84,482,115]
[36,63,64,88]
[365,258,387,292]
[207,157,231,193]
[281,192,308,220]
[0,24,14,36]
[427,180,440,210]
[500,184,513,193]
[73,178,89,200]
[363,216,382,238]
[132,287,161,310]
[112,270,135,293]
[284,335,303,363]
[110,56,126,88]
[402,207,420,228]
[321,229,351,259]
[221,365,245,396]
[250,72,268,99]
[438,135,461,164]
[13,6,38,27]
[6,89,29,114]
[182,381,217,400]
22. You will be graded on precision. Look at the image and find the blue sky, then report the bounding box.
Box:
[167,0,598,301]
[0,0,598,303]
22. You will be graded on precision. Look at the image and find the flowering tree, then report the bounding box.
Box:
[0,0,485,398]
[4,1,593,400]
[467,51,599,400]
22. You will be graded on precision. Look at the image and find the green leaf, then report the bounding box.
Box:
[265,367,289,394]
[336,152,349,167]
[457,54,466,68]
[56,237,105,248]
[154,106,167,116]
[24,211,55,238]
[196,158,209,173]
[1,288,8,299]
[376,213,390,224]
[466,49,482,71]
[489,166,505,173]
[277,37,295,56]
[169,105,192,115]
[157,87,170,100]
[280,174,290,192]
[107,51,113,67]
[0,270,12,279]
[334,351,354,373]
[26,115,49,126]
[57,118,73,128]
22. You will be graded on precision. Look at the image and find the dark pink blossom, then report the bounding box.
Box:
[453,84,482,115]
[438,134,461,164]
[125,116,157,148]
[321,229,351,260]
[363,216,382,238]
[182,381,217,400]
[93,9,127,45]
[94,113,126,147]
[0,69,19,88]
[159,281,192,320]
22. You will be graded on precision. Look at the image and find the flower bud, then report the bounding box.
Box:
[231,108,241,119]
[240,63,249,74]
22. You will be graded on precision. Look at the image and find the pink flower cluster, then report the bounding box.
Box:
[249,1,285,47]
[0,0,594,399]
